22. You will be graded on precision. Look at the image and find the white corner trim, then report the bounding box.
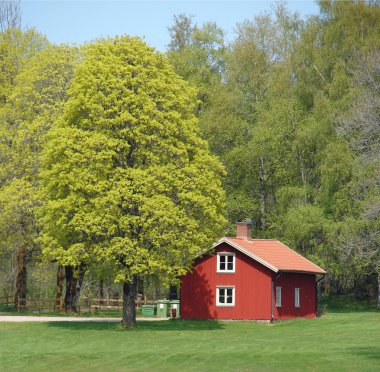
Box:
[214,238,279,273]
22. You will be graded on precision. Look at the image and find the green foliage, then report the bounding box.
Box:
[0,28,48,106]
[167,15,226,104]
[281,204,329,253]
[166,1,380,295]
[0,44,77,249]
[0,179,37,253]
[0,39,77,303]
[319,141,354,212]
[40,36,227,284]
[0,44,77,183]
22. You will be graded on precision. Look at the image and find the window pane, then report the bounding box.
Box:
[219,255,226,271]
[226,288,233,303]
[226,256,233,270]
[295,288,300,307]
[276,287,281,307]
[219,288,225,303]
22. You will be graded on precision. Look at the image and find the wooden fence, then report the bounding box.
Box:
[0,297,156,313]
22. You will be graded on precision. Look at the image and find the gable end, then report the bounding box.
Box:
[213,238,279,273]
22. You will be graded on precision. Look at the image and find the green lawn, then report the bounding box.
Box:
[0,310,379,372]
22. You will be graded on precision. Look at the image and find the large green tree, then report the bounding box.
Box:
[0,44,76,307]
[40,36,226,326]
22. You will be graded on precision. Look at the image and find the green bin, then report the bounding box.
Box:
[169,300,180,318]
[156,299,170,317]
[141,305,156,317]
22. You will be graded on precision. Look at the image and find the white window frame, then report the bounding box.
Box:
[217,252,235,273]
[295,288,300,308]
[216,286,235,307]
[275,286,282,307]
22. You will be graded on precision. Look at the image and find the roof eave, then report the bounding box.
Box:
[277,269,327,275]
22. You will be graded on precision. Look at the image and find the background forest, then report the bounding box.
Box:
[1,0,380,310]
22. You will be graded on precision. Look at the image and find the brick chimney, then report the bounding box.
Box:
[236,220,252,241]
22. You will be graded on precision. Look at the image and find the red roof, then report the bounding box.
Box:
[215,237,326,275]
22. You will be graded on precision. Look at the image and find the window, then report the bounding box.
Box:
[216,286,235,307]
[217,252,235,273]
[295,288,300,308]
[275,286,282,307]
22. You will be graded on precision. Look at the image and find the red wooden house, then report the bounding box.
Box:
[180,221,326,321]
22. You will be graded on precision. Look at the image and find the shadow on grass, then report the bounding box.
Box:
[348,347,380,360]
[46,319,226,332]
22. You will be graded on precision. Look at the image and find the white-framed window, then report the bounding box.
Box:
[295,288,300,308]
[275,286,282,307]
[217,252,235,273]
[216,286,235,307]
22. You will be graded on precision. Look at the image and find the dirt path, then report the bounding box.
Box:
[0,316,169,322]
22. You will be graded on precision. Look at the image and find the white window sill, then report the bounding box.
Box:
[217,271,235,274]
[216,304,235,307]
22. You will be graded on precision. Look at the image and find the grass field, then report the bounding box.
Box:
[1,304,379,372]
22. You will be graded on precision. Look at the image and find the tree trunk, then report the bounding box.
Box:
[55,265,65,310]
[298,153,309,203]
[64,264,85,312]
[14,248,27,309]
[98,278,104,305]
[259,156,266,230]
[122,275,138,327]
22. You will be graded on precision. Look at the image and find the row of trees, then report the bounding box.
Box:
[0,0,379,319]
[166,1,380,305]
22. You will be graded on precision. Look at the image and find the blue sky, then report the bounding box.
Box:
[21,1,319,51]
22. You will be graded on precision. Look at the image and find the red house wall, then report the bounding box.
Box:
[273,272,317,319]
[180,243,273,320]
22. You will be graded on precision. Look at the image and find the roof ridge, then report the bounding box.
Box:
[227,237,278,241]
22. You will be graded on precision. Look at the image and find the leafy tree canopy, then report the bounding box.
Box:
[40,36,227,289]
